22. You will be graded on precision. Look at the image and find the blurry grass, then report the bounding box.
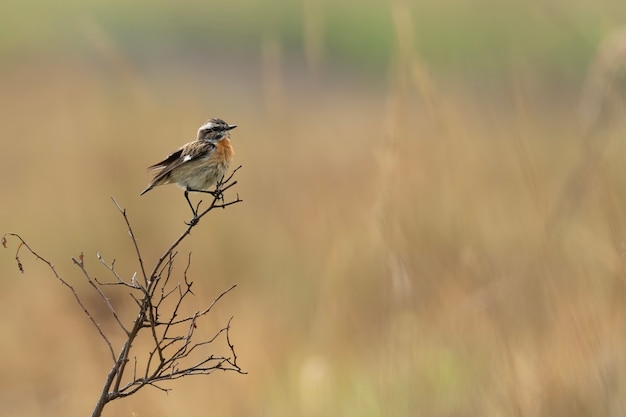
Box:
[2,2,626,417]
[2,0,625,77]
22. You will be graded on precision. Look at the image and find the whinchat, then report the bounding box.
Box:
[140,118,237,215]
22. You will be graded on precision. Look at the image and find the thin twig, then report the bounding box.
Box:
[73,254,130,336]
[2,234,117,362]
[111,197,149,286]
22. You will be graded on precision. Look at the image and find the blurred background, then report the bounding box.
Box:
[2,0,626,415]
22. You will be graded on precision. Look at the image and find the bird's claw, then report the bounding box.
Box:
[185,216,199,227]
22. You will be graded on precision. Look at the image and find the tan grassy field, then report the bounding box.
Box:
[2,4,626,416]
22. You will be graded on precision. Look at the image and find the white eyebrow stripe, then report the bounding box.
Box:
[198,122,215,132]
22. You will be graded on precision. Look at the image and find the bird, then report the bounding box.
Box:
[140,118,237,216]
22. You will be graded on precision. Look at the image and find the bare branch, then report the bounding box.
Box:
[225,317,242,368]
[96,252,140,289]
[165,284,237,326]
[72,253,130,336]
[111,197,149,286]
[4,166,245,417]
[2,234,117,362]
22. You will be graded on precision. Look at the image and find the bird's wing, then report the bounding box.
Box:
[147,148,184,171]
[147,141,215,181]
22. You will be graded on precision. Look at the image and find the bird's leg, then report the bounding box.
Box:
[184,189,196,215]
[184,189,199,224]
[204,189,224,204]
[187,187,224,205]
[189,189,219,198]
[194,175,227,202]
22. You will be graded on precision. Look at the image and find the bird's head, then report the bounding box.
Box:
[197,118,237,141]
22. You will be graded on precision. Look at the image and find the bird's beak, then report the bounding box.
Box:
[227,124,237,130]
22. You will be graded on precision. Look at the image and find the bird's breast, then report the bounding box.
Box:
[211,138,234,164]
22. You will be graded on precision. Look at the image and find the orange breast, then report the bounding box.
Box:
[211,138,235,164]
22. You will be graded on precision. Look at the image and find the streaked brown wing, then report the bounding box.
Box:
[148,140,214,183]
[147,148,184,171]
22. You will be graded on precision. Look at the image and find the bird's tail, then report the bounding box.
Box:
[140,185,153,196]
